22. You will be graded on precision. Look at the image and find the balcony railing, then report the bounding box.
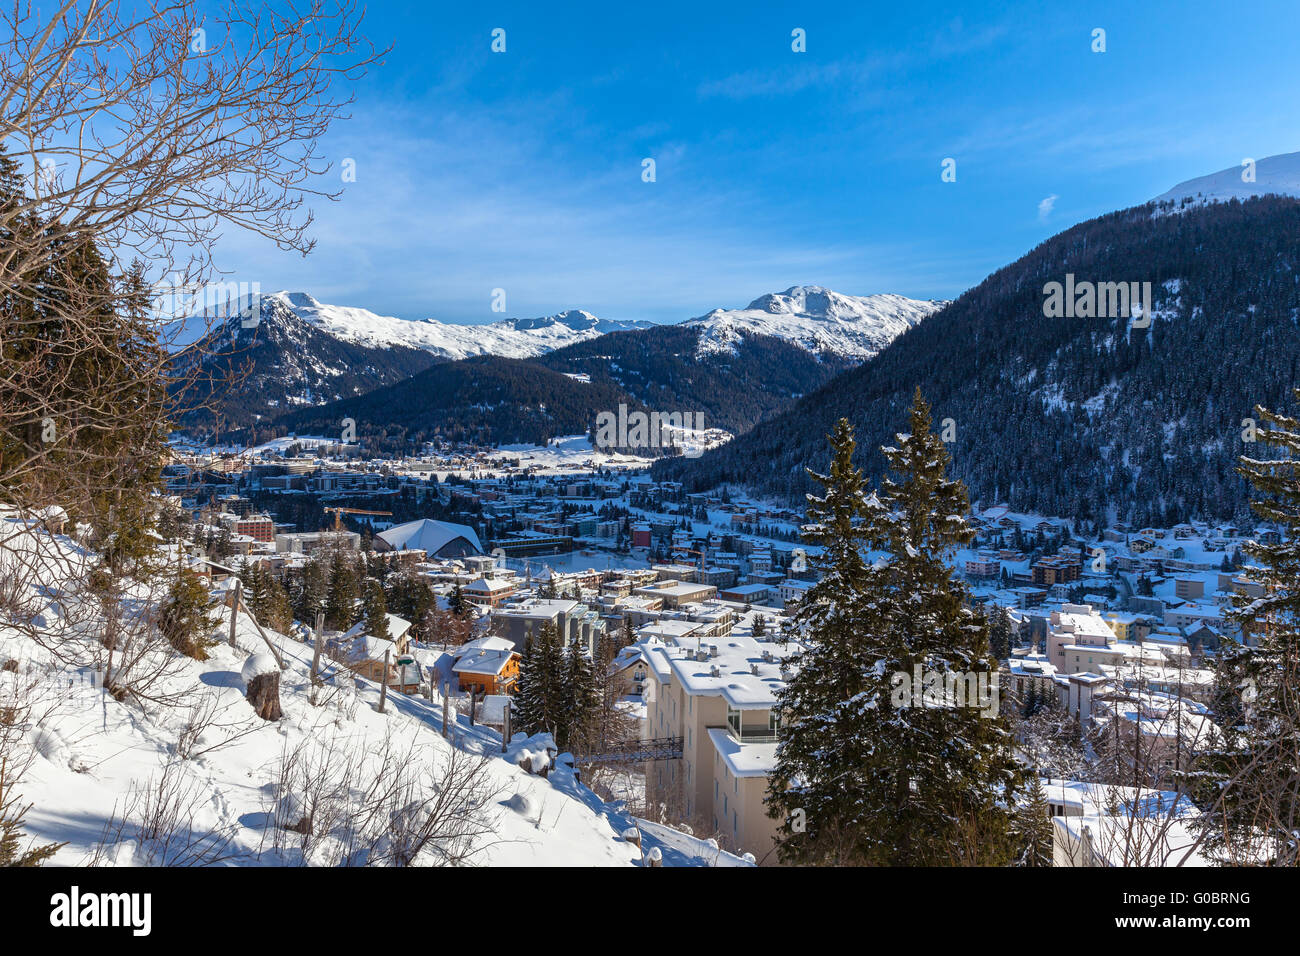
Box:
[718,723,780,744]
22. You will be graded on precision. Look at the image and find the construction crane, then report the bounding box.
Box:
[323,506,392,532]
[670,545,707,570]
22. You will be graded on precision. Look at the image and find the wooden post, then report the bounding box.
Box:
[378,648,390,714]
[310,611,324,685]
[246,604,286,670]
[441,680,449,738]
[469,686,477,727]
[502,703,511,753]
[228,578,241,647]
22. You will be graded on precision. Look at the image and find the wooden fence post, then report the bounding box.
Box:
[310,611,324,685]
[378,648,390,714]
[228,578,241,648]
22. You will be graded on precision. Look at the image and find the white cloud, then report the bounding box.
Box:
[1037,194,1058,221]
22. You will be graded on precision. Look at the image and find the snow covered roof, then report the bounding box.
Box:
[378,518,483,558]
[646,633,801,708]
[707,728,777,777]
[342,613,412,643]
[453,638,518,677]
[346,634,397,664]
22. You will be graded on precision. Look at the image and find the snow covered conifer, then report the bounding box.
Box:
[767,417,880,864]
[769,391,1021,865]
[325,549,359,630]
[1193,388,1300,864]
[1011,776,1054,866]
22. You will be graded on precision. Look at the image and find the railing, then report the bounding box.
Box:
[576,736,683,764]
[724,724,780,744]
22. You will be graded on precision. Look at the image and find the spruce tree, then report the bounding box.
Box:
[988,605,1013,660]
[159,567,222,660]
[0,758,63,866]
[362,579,390,641]
[769,391,1022,866]
[512,635,542,735]
[298,558,328,623]
[512,623,565,741]
[325,549,359,631]
[1011,775,1055,866]
[1194,388,1300,864]
[561,642,598,752]
[767,417,879,864]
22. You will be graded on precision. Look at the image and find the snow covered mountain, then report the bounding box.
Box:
[173,285,943,433]
[683,286,947,361]
[242,291,654,361]
[1152,150,1300,208]
[660,195,1300,526]
[172,292,659,430]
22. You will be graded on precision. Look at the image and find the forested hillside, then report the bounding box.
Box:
[659,197,1300,529]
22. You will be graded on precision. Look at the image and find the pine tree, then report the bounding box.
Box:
[297,558,328,623]
[159,567,222,660]
[1193,388,1300,864]
[0,758,63,866]
[767,417,880,864]
[512,634,542,735]
[513,622,567,740]
[448,582,466,617]
[325,549,359,631]
[988,605,1013,660]
[362,579,390,641]
[769,391,1022,866]
[561,642,598,752]
[1011,776,1055,866]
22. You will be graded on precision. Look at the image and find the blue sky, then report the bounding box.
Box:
[216,0,1300,325]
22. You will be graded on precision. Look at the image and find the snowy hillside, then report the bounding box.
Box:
[0,519,740,867]
[1152,150,1300,208]
[683,286,947,361]
[188,291,654,361]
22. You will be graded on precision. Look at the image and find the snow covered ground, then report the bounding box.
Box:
[0,521,723,867]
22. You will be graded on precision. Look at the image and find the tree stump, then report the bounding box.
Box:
[246,672,282,721]
[242,653,282,721]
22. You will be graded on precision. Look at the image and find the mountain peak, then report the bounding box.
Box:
[686,286,947,361]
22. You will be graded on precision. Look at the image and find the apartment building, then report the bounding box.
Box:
[1046,604,1116,673]
[491,598,606,655]
[632,580,718,609]
[462,576,516,608]
[641,630,802,863]
[218,511,275,543]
